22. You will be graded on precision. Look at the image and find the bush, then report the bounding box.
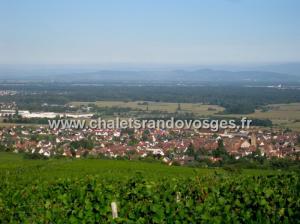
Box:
[23,153,49,160]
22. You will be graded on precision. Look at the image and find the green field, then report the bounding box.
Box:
[71,101,300,119]
[1,152,299,223]
[71,101,224,116]
[0,152,279,181]
[220,103,300,131]
[0,152,212,181]
[223,103,300,120]
[71,101,300,129]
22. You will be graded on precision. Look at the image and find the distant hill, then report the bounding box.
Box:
[49,69,300,83]
[254,62,300,76]
[0,67,299,84]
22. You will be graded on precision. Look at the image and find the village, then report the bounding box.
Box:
[0,100,299,165]
[0,122,299,165]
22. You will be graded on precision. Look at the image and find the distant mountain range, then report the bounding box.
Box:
[254,62,300,76]
[55,69,297,83]
[0,64,300,84]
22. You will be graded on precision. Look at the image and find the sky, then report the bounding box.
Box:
[0,0,300,65]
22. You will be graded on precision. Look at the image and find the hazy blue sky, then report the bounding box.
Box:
[1,0,300,65]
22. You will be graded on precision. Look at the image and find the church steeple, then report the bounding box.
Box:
[251,133,257,148]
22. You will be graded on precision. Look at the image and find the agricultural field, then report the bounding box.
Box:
[221,103,300,131]
[71,101,300,130]
[0,152,278,181]
[0,152,299,223]
[71,101,224,117]
[0,152,210,180]
[238,103,300,120]
[0,117,40,127]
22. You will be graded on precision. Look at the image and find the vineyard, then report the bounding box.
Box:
[0,153,299,223]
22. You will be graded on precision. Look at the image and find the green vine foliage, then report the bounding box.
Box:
[0,173,299,223]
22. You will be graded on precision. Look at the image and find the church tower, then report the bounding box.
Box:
[251,133,257,148]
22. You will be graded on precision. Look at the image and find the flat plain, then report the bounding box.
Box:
[71,101,224,116]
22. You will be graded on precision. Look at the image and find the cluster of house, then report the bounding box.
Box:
[0,125,299,165]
